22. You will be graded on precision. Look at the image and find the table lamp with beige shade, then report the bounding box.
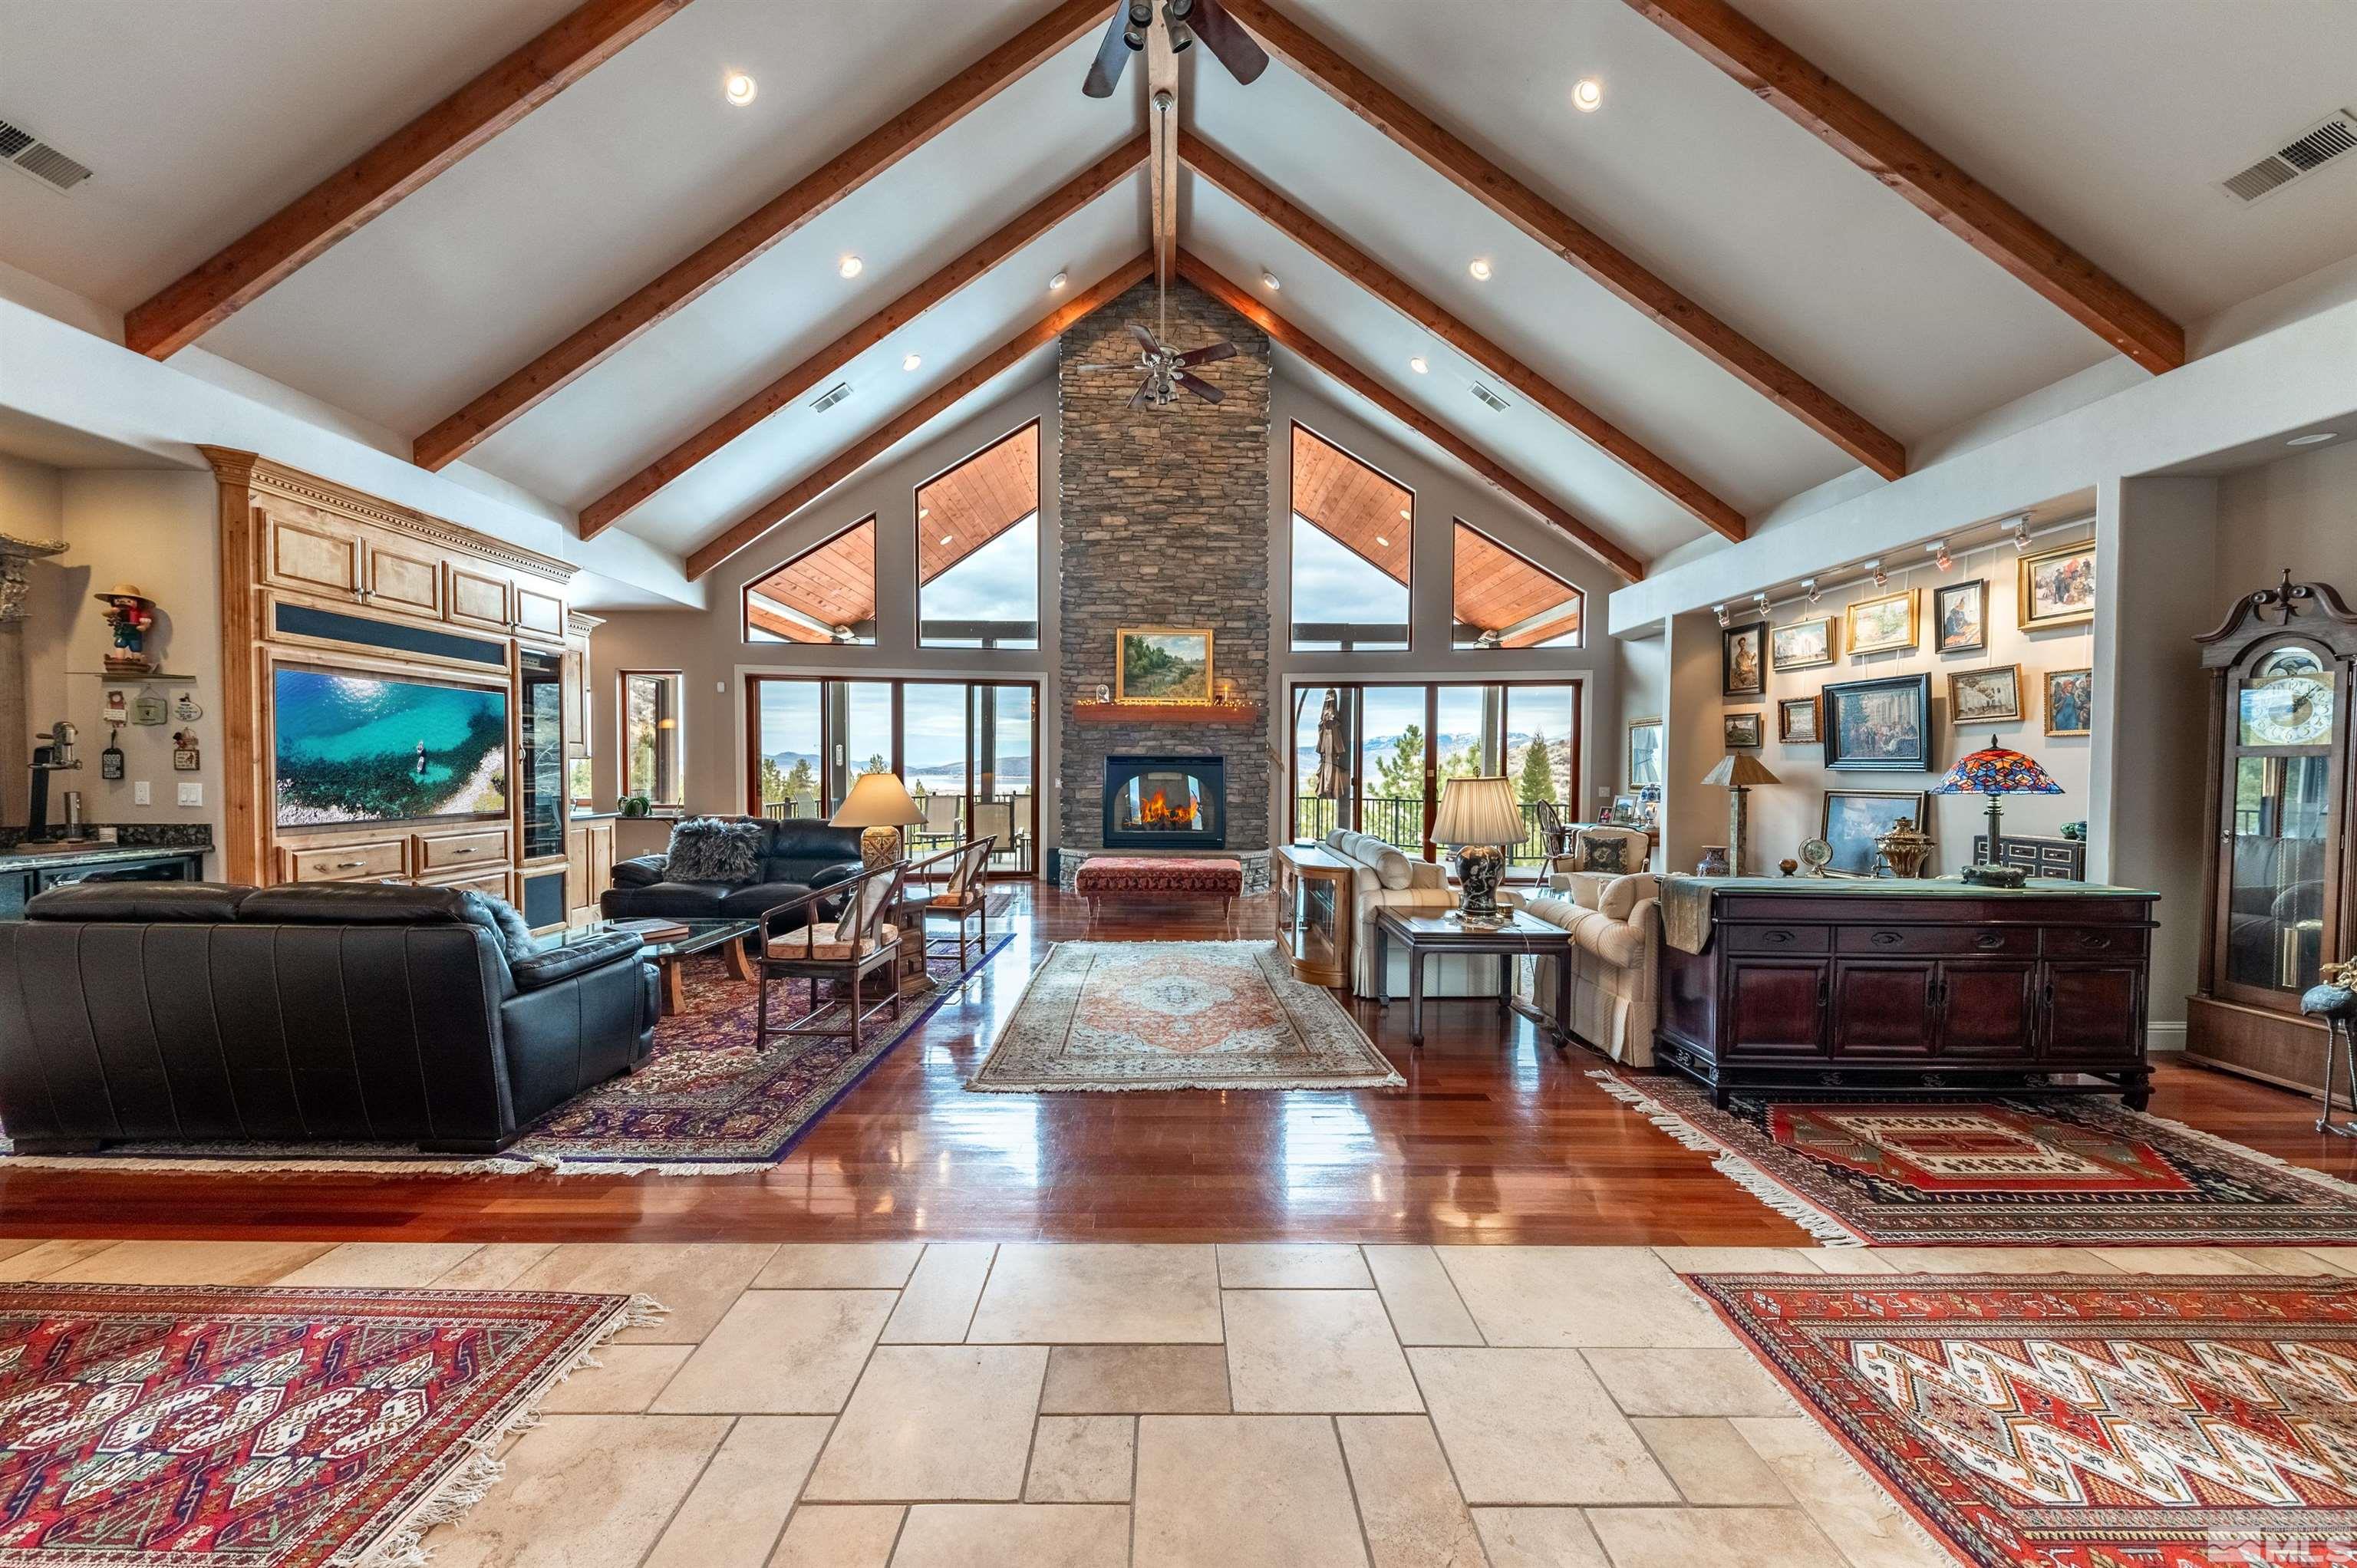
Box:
[1701,753,1778,877]
[831,772,925,869]
[1432,775,1527,929]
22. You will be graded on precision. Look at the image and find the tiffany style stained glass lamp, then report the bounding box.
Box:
[1932,734,2062,887]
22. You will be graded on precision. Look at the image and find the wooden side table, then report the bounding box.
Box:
[1274,842,1354,987]
[1371,907,1571,1047]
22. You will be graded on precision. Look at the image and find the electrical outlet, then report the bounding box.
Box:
[134,780,151,805]
[176,782,203,807]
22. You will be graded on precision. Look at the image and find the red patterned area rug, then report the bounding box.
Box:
[1687,1273,2357,1568]
[0,1280,651,1566]
[968,940,1403,1092]
[1596,1070,2357,1247]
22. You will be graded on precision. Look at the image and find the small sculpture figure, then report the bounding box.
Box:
[93,584,157,674]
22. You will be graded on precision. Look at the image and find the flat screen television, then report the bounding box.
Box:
[273,666,509,828]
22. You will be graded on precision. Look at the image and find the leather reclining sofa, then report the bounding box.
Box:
[600,816,866,922]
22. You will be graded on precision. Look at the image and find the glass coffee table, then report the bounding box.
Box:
[559,917,761,1016]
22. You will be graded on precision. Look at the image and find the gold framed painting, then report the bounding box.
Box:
[2019,542,2096,629]
[1770,616,1837,672]
[1844,588,1918,655]
[1947,664,2023,724]
[1778,695,1821,744]
[2045,667,2093,736]
[1115,626,1214,702]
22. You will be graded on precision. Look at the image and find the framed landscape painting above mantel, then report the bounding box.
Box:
[1115,626,1214,703]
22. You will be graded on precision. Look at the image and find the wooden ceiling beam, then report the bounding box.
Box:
[1625,0,2184,374]
[579,136,1146,538]
[1218,0,1906,481]
[123,0,690,360]
[1179,251,1644,581]
[414,0,1110,472]
[1148,9,1181,290]
[686,254,1152,581]
[1185,138,1746,543]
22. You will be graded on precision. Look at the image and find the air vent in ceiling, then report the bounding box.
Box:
[2222,108,2356,205]
[0,118,92,193]
[1468,382,1509,413]
[809,382,853,413]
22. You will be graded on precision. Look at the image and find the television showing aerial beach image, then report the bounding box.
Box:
[273,667,508,827]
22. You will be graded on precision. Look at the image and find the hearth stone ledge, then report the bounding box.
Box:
[1054,845,1273,897]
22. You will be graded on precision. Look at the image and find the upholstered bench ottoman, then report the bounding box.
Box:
[1074,855,1242,917]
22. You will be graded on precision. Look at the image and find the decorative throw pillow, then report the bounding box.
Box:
[1580,835,1630,875]
[665,817,765,884]
[476,894,540,962]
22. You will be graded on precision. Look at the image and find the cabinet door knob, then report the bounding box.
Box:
[1765,929,1792,944]
[1975,932,2004,950]
[1871,931,1901,947]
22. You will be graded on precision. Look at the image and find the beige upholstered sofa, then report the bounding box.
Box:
[1515,826,1662,1065]
[1320,828,1502,1000]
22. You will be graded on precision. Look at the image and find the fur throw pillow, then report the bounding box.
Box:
[666,816,766,885]
[476,894,540,962]
[1579,834,1630,875]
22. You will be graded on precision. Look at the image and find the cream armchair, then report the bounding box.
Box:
[1515,868,1660,1066]
[1320,828,1500,1000]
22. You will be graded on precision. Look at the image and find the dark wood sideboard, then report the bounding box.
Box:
[1653,881,2158,1108]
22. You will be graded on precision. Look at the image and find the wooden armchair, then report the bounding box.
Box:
[756,860,905,1051]
[904,836,997,969]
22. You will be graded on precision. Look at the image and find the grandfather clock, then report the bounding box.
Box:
[2187,573,2357,1092]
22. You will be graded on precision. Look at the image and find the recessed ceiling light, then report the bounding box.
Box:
[918,506,930,519]
[1467,258,1492,281]
[2288,431,2338,446]
[1408,356,1429,374]
[902,353,922,371]
[1261,270,1281,291]
[723,71,757,107]
[939,535,953,545]
[1374,535,1390,548]
[1571,77,1602,113]
[1048,270,1069,292]
[838,255,863,279]
[1399,508,1411,519]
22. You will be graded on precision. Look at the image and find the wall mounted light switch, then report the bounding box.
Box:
[134,781,151,805]
[177,782,203,806]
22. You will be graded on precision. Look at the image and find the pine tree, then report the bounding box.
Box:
[759,756,787,805]
[1517,728,1554,806]
[782,758,816,805]
[1373,724,1425,801]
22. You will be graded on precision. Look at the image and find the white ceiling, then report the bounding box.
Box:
[3,0,2354,576]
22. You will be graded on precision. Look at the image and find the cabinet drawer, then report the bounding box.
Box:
[2042,925,2148,959]
[1722,924,1828,955]
[420,868,510,900]
[1837,924,2037,957]
[286,839,405,882]
[415,828,509,871]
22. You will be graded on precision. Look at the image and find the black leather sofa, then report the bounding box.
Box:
[601,816,865,922]
[0,881,658,1155]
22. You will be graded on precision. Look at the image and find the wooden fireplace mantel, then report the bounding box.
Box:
[1073,701,1263,726]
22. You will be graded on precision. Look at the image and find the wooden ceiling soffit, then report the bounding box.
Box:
[746,516,879,639]
[414,0,1111,472]
[579,136,1145,539]
[1291,423,1412,585]
[1219,0,1907,482]
[1187,139,1745,542]
[687,253,1153,581]
[918,423,1041,585]
[1625,0,2184,374]
[1454,521,1584,647]
[124,0,689,360]
[1178,252,1644,582]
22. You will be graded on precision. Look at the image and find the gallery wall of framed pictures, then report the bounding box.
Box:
[1712,529,2097,875]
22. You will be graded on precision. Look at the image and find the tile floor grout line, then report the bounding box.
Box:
[1394,1344,1495,1545]
[1329,1413,1390,1568]
[1429,1246,1492,1348]
[1015,1354,1050,1502]
[955,1242,1003,1344]
[629,1412,737,1568]
[1126,1412,1141,1568]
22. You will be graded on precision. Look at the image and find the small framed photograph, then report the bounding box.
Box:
[1115,626,1214,702]
[1722,621,1765,697]
[1823,673,1932,771]
[2019,543,2096,630]
[1947,664,2022,724]
[1934,579,1987,654]
[1770,617,1837,672]
[1820,789,1931,877]
[1777,695,1821,744]
[1723,711,1764,749]
[1844,588,1919,656]
[1627,717,1663,790]
[2045,667,2093,736]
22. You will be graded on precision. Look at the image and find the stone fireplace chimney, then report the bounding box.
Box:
[1055,278,1271,886]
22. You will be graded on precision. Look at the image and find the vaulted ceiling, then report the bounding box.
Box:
[3,0,2352,591]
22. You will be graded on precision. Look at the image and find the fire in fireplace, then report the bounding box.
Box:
[1103,753,1226,848]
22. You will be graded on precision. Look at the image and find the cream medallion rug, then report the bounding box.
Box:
[968,940,1404,1092]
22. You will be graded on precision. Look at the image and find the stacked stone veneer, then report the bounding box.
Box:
[1057,278,1271,876]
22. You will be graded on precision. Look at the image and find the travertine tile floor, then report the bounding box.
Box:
[5,1237,2352,1566]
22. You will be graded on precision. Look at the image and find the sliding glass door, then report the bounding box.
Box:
[747,676,1039,877]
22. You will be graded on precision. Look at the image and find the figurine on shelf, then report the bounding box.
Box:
[93,584,157,675]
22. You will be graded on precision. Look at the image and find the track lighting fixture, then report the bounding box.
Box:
[1868,559,1888,589]
[1803,578,1821,604]
[1713,603,1730,628]
[1930,539,1953,572]
[1751,592,1769,618]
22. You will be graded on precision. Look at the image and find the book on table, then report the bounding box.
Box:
[609,917,692,942]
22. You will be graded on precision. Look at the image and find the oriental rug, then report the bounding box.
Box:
[968,940,1403,1092]
[0,1280,654,1566]
[1685,1272,2357,1568]
[1595,1070,2357,1247]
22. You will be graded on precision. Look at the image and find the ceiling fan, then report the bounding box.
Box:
[1076,279,1238,407]
[1082,0,1268,97]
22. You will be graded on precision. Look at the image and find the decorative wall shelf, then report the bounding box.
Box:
[1073,700,1264,726]
[96,673,197,684]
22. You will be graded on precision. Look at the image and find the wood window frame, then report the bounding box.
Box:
[914,418,1044,651]
[618,668,684,809]
[742,514,880,646]
[1450,518,1585,651]
[1289,420,1415,653]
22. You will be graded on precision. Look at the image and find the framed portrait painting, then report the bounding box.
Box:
[1770,617,1837,672]
[1778,695,1821,744]
[2019,543,2096,630]
[1934,579,1987,654]
[1115,626,1213,702]
[2045,667,2093,736]
[1947,664,2022,724]
[1724,712,1764,749]
[1627,717,1663,790]
[1722,621,1765,697]
[1844,588,1919,656]
[1820,789,1930,878]
[1822,672,1932,771]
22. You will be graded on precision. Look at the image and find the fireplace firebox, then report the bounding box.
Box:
[1103,754,1226,849]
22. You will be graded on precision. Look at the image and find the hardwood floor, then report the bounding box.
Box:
[0,885,2347,1246]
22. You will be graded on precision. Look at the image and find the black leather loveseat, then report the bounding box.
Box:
[601,816,865,921]
[0,881,657,1155]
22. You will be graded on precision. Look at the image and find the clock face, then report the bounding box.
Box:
[1798,837,1834,868]
[2240,654,2336,748]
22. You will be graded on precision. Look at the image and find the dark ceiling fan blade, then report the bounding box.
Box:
[1175,340,1235,367]
[1176,371,1225,404]
[1129,379,1152,410]
[1080,5,1135,98]
[1188,0,1269,84]
[1128,322,1163,356]
[1074,362,1139,373]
